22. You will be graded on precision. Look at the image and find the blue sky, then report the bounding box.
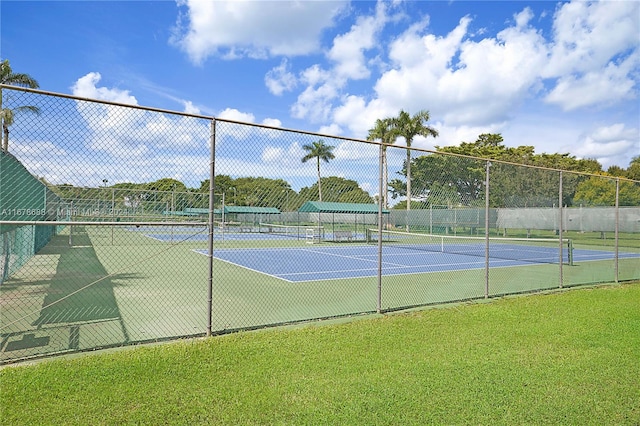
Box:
[2,0,639,192]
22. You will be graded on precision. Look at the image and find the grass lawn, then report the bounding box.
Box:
[1,282,639,425]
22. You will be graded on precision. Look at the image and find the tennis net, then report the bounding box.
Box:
[366,229,573,265]
[259,223,325,239]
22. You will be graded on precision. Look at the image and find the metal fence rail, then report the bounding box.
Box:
[1,85,638,364]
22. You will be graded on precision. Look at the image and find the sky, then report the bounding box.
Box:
[1,0,639,194]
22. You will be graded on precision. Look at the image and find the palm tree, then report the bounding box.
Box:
[301,139,335,202]
[391,110,438,229]
[367,118,395,209]
[1,59,40,153]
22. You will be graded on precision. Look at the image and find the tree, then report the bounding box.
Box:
[299,177,372,204]
[390,110,438,226]
[146,178,187,193]
[433,133,604,207]
[301,139,335,202]
[625,156,640,181]
[144,178,188,212]
[200,175,235,193]
[110,182,148,210]
[574,175,640,206]
[1,59,40,153]
[366,118,395,208]
[573,157,640,207]
[199,175,297,210]
[607,165,626,177]
[232,177,292,208]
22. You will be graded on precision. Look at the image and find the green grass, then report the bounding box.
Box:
[2,282,639,425]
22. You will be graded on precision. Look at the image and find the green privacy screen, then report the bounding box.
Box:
[1,151,66,282]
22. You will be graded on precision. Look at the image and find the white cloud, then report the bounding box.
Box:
[14,136,211,188]
[217,108,255,123]
[545,51,639,111]
[328,1,388,80]
[327,9,547,140]
[70,73,210,162]
[332,95,395,137]
[261,118,282,128]
[290,63,343,122]
[500,118,639,170]
[542,0,640,110]
[60,0,637,181]
[291,77,339,122]
[318,123,343,136]
[290,2,391,123]
[261,141,305,166]
[368,16,467,116]
[590,123,637,143]
[544,0,639,77]
[315,1,637,174]
[572,124,639,167]
[300,64,332,87]
[375,10,548,126]
[182,100,201,115]
[71,72,138,105]
[265,59,297,96]
[171,0,348,64]
[333,139,377,161]
[429,122,504,150]
[261,146,284,163]
[12,139,66,158]
[257,118,284,140]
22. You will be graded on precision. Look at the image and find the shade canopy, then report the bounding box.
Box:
[223,206,280,214]
[298,201,388,214]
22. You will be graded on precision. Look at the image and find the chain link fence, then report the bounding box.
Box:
[1,85,639,363]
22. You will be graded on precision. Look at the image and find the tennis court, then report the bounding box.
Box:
[198,236,640,283]
[129,223,327,242]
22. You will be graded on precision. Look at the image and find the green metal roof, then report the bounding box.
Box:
[184,208,218,214]
[298,201,388,214]
[223,206,280,214]
[165,208,221,216]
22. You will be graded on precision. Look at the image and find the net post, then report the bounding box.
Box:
[568,239,574,266]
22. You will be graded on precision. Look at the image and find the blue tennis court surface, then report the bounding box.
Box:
[197,245,640,282]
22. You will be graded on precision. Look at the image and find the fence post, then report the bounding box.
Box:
[376,142,384,313]
[558,171,563,288]
[615,178,619,283]
[484,161,490,298]
[207,119,216,337]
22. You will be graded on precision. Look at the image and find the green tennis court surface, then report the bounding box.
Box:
[2,225,638,363]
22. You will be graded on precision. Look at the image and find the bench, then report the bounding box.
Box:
[334,231,353,242]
